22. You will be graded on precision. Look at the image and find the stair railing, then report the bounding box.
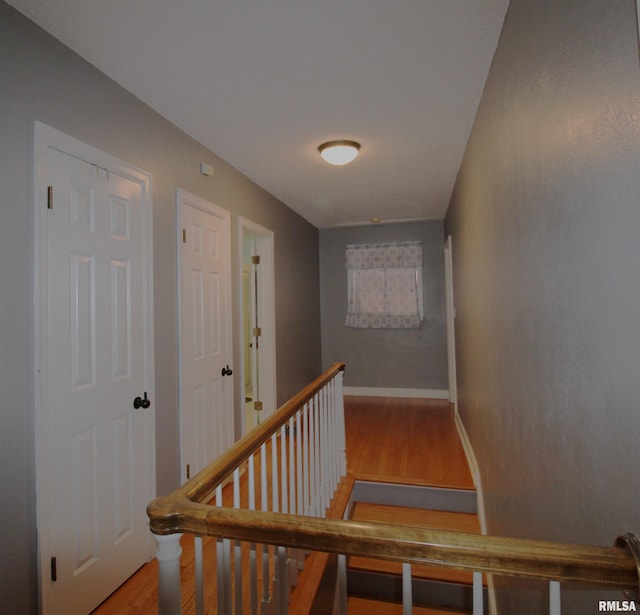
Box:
[148,362,640,614]
[148,362,348,615]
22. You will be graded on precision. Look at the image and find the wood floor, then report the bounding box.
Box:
[92,396,474,614]
[345,396,474,490]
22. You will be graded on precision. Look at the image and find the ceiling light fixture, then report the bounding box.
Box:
[318,140,361,166]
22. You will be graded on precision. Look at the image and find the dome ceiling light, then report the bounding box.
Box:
[318,140,361,166]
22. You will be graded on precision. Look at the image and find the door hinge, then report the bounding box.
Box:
[251,255,260,265]
[182,228,186,244]
[51,556,57,582]
[186,464,191,480]
[47,185,53,210]
[253,326,262,337]
[254,400,263,411]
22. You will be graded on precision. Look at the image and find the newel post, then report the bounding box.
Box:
[154,533,183,614]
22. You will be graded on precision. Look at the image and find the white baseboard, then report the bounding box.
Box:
[343,386,449,399]
[454,411,497,615]
[453,410,485,531]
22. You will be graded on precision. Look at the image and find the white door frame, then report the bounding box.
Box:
[238,217,277,433]
[33,122,155,612]
[444,235,458,411]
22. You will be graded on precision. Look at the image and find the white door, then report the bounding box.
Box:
[178,189,234,482]
[35,125,155,615]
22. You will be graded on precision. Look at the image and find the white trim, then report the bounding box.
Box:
[453,411,497,615]
[453,411,484,530]
[237,217,277,433]
[444,235,458,407]
[34,122,155,613]
[343,386,449,399]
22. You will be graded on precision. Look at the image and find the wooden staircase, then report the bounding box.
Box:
[348,502,481,586]
[288,479,484,614]
[343,487,484,614]
[289,397,485,614]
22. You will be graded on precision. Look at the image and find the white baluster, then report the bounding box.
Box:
[313,393,321,515]
[281,425,288,514]
[327,384,333,501]
[260,443,270,609]
[260,443,268,513]
[304,402,312,516]
[337,376,343,476]
[295,409,306,572]
[289,416,296,515]
[327,383,332,505]
[288,416,299,585]
[328,379,337,494]
[296,409,303,518]
[215,485,227,615]
[271,432,282,612]
[337,371,347,476]
[308,398,315,516]
[326,381,333,495]
[155,533,183,615]
[549,581,561,615]
[194,536,204,615]
[320,386,329,513]
[248,454,258,615]
[473,571,483,615]
[402,562,412,615]
[233,469,242,613]
[272,433,279,513]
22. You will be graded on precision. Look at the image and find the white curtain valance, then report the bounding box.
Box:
[345,241,422,270]
[344,241,423,329]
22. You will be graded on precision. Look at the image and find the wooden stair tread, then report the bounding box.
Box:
[350,502,481,533]
[348,596,470,614]
[348,502,483,586]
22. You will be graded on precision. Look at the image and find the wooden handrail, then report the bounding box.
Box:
[147,360,639,597]
[148,500,638,592]
[147,362,346,520]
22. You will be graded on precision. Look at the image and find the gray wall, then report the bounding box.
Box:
[320,221,448,390]
[445,1,640,612]
[0,3,320,612]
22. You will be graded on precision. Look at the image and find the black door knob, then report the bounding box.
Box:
[133,392,151,409]
[221,365,233,377]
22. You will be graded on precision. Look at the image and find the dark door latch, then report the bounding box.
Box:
[221,365,233,377]
[133,392,151,409]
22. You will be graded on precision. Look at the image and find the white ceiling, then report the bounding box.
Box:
[8,0,508,228]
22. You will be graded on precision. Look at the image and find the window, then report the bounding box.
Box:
[345,241,423,329]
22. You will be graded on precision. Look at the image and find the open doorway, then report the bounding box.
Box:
[238,218,277,434]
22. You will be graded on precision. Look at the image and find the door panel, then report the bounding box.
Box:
[43,142,153,614]
[179,190,234,482]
